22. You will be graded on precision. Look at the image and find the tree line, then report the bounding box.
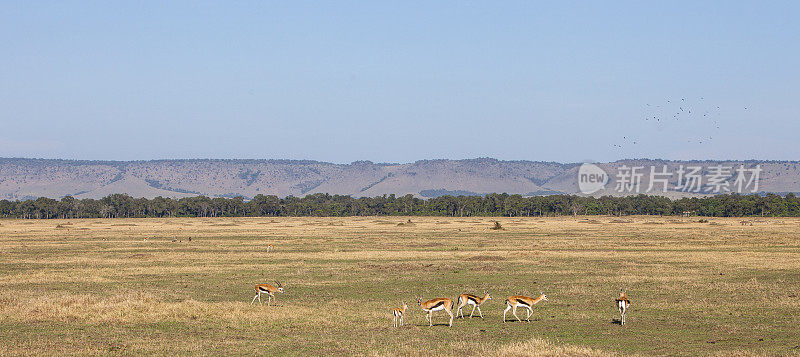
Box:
[1,192,800,219]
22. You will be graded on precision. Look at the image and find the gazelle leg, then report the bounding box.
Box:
[399,316,403,327]
[428,312,432,327]
[447,309,453,327]
[251,293,259,305]
[477,306,483,318]
[470,305,476,318]
[526,307,532,321]
[258,292,262,305]
[512,306,521,322]
[504,304,511,322]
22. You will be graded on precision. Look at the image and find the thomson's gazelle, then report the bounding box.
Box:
[616,288,630,325]
[503,292,547,322]
[392,302,407,327]
[456,291,491,318]
[417,296,454,327]
[250,281,284,305]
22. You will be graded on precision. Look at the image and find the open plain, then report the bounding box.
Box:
[1,216,799,356]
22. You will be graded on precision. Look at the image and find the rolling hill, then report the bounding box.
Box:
[0,158,798,200]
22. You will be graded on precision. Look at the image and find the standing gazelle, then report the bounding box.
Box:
[392,302,408,327]
[250,281,284,305]
[616,288,630,325]
[416,296,454,327]
[503,292,548,322]
[456,291,492,318]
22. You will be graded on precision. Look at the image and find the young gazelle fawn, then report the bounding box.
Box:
[503,292,548,322]
[456,291,492,318]
[392,302,408,327]
[416,296,454,327]
[616,288,631,325]
[250,281,284,305]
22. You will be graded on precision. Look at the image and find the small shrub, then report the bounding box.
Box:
[398,220,415,226]
[491,221,503,230]
[698,219,709,223]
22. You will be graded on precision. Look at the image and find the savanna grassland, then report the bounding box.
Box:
[1,216,799,356]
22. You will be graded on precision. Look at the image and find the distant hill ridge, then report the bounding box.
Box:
[0,157,798,200]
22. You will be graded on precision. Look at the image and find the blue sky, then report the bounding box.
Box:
[1,1,798,163]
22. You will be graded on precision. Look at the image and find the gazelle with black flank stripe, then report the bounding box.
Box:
[392,302,407,327]
[456,291,492,318]
[503,292,547,322]
[616,288,630,325]
[416,296,454,327]
[250,281,284,305]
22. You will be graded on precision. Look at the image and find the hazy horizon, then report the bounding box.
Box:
[1,156,796,166]
[2,2,798,163]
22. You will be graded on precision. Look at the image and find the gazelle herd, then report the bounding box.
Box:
[253,245,632,328]
[250,283,631,327]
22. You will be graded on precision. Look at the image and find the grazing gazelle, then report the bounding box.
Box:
[250,281,284,305]
[456,291,492,318]
[616,288,631,325]
[392,302,408,327]
[503,292,548,322]
[416,296,454,327]
[266,244,274,252]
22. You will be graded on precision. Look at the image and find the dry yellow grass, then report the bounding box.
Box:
[1,216,799,355]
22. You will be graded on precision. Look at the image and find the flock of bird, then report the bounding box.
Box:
[250,245,633,328]
[611,97,751,149]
